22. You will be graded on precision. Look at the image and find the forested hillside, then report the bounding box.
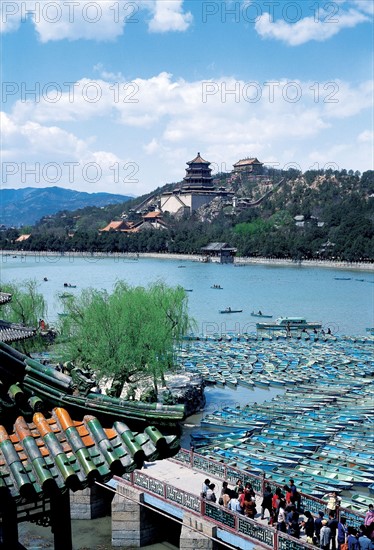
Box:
[2,169,373,262]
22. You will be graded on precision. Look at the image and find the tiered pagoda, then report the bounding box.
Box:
[182,152,213,189]
[161,152,232,215]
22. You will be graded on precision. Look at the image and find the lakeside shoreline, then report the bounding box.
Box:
[2,250,374,272]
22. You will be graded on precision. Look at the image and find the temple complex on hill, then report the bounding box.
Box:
[160,152,232,215]
[100,153,266,225]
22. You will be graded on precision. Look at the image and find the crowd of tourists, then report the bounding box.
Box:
[201,478,374,549]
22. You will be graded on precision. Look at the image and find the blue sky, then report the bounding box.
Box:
[1,0,373,196]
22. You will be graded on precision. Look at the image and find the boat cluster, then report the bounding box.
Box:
[179,335,346,389]
[177,336,374,513]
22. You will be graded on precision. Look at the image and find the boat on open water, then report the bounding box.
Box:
[251,311,273,318]
[256,316,322,331]
[219,308,243,314]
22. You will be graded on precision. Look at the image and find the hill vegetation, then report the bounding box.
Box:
[1,168,373,262]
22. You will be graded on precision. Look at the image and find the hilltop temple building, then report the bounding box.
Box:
[160,153,231,215]
[233,157,264,175]
[182,152,214,189]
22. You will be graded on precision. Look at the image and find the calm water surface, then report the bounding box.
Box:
[19,517,178,549]
[2,254,373,335]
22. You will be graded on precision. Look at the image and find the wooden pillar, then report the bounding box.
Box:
[0,493,18,547]
[50,490,72,550]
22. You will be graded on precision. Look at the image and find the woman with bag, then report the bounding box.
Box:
[219,481,231,507]
[302,511,315,544]
[243,494,257,519]
[338,517,348,550]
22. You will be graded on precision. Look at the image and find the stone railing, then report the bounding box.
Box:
[172,448,366,528]
[116,469,316,550]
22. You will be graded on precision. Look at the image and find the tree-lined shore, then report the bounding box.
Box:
[2,168,373,262]
[2,250,373,272]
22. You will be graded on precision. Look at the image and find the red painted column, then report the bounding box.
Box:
[274,530,279,550]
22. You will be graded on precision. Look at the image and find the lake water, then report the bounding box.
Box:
[4,253,372,445]
[18,517,178,549]
[2,254,373,335]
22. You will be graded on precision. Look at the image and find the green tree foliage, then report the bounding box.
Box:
[2,169,373,262]
[58,282,194,398]
[1,280,47,353]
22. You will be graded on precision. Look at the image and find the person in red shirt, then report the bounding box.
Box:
[272,488,281,521]
[284,485,293,509]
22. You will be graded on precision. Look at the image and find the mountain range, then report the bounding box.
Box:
[0,187,132,227]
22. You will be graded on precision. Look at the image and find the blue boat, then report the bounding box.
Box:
[252,436,324,450]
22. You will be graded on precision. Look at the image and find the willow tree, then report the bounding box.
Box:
[58,281,194,397]
[1,280,47,353]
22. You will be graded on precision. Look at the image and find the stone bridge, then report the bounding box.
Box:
[69,449,363,549]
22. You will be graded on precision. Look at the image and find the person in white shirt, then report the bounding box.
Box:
[229,488,244,514]
[277,499,287,533]
[206,483,217,503]
[201,478,210,498]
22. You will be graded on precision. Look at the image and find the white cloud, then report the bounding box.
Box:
[93,63,125,82]
[357,130,374,143]
[322,80,373,118]
[1,1,128,41]
[255,8,368,46]
[352,0,374,16]
[144,138,161,154]
[308,133,373,173]
[3,73,373,192]
[0,0,192,41]
[0,112,141,194]
[147,0,192,33]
